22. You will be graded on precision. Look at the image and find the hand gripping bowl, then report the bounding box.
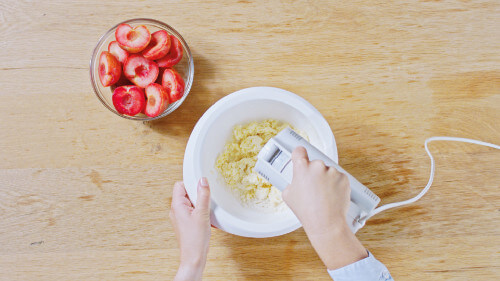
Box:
[183,87,338,238]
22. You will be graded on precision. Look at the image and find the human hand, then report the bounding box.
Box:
[169,179,211,281]
[282,147,368,269]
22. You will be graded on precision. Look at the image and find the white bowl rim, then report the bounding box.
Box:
[183,86,338,238]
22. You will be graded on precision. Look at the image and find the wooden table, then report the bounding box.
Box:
[1,1,499,280]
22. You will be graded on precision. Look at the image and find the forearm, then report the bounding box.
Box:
[174,261,205,281]
[170,180,211,281]
[306,221,368,270]
[174,253,207,281]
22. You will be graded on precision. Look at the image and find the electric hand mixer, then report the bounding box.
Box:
[255,128,380,233]
[255,127,500,233]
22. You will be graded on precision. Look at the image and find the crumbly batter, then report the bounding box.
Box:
[215,119,304,212]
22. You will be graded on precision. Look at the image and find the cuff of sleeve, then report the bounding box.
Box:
[327,251,393,281]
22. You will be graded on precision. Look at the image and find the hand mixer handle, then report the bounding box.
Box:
[255,128,381,232]
[275,128,380,212]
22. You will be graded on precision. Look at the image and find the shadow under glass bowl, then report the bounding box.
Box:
[90,18,194,121]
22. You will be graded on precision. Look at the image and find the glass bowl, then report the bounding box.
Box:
[90,18,194,121]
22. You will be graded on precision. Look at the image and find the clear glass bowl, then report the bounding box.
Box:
[90,18,194,121]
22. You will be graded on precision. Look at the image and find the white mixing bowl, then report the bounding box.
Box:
[183,87,338,238]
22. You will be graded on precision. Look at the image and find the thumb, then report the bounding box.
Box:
[195,177,211,214]
[291,146,309,173]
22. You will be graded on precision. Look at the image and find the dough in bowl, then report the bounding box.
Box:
[215,119,306,212]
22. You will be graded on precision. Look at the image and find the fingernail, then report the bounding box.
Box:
[200,177,209,187]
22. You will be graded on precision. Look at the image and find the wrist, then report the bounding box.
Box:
[302,212,347,238]
[175,258,206,281]
[306,220,367,270]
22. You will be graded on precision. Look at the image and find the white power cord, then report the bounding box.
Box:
[363,136,500,220]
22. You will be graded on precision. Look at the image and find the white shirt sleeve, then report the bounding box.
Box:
[327,251,393,281]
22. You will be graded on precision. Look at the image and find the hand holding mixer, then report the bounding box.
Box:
[255,127,500,233]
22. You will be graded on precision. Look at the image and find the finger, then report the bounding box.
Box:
[291,146,309,173]
[172,182,194,210]
[327,166,338,175]
[337,173,350,191]
[168,209,175,221]
[172,181,187,201]
[169,212,181,245]
[282,185,290,202]
[310,159,328,171]
[194,177,211,214]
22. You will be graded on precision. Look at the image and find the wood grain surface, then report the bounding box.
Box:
[0,0,499,280]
